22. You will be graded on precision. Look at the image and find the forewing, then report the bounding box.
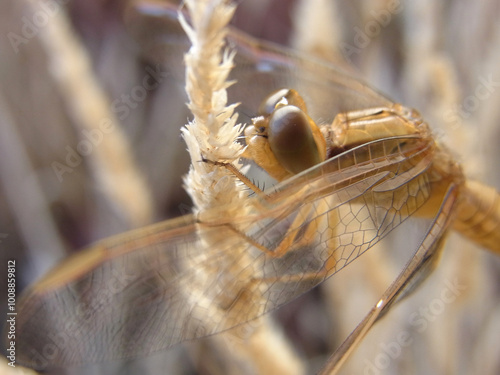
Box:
[15,216,263,368]
[15,134,434,369]
[125,1,393,123]
[240,135,435,307]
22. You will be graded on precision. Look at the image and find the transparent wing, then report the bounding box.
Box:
[15,132,436,369]
[124,1,393,123]
[319,184,460,375]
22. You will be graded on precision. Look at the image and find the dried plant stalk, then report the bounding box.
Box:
[180,0,246,218]
[33,0,153,228]
[179,1,304,374]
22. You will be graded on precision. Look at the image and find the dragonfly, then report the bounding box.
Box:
[10,1,500,374]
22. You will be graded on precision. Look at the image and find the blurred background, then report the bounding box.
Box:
[1,0,500,374]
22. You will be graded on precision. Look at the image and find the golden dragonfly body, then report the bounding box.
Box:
[245,89,500,254]
[9,2,500,374]
[12,89,500,371]
[242,88,500,373]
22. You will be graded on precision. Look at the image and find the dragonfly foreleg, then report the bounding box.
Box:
[201,157,265,196]
[224,198,337,267]
[243,200,342,285]
[265,199,331,258]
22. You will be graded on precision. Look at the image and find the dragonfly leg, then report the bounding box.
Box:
[267,200,329,257]
[238,200,342,284]
[201,157,266,196]
[225,198,335,261]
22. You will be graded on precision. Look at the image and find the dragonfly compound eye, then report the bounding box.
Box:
[258,88,308,116]
[268,105,323,174]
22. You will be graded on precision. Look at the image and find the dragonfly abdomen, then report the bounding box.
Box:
[453,180,500,254]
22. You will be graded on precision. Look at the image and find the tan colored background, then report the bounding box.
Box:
[1,0,499,374]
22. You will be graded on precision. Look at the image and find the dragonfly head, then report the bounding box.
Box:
[244,89,327,181]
